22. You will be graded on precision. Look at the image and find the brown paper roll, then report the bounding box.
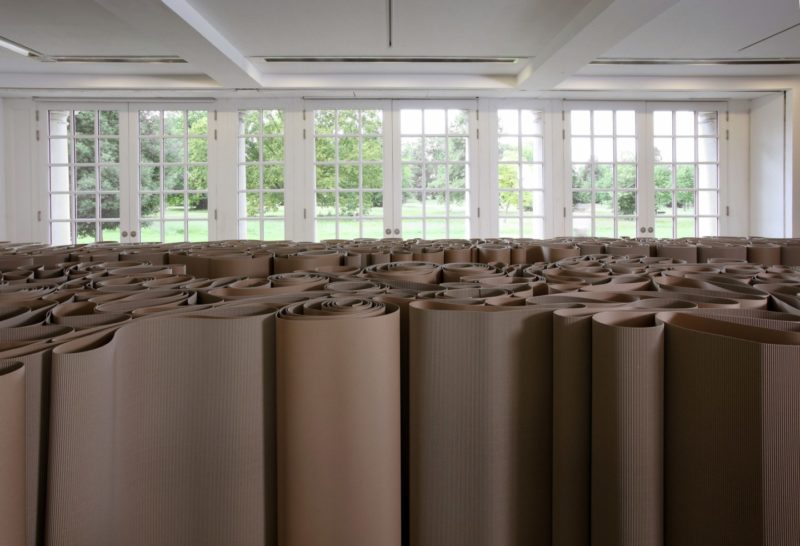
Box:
[660,311,800,546]
[0,361,26,546]
[277,299,401,546]
[46,309,276,546]
[552,309,595,546]
[592,311,664,546]
[409,301,553,546]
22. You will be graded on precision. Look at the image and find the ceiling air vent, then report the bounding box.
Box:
[591,58,800,65]
[42,55,187,64]
[262,56,520,63]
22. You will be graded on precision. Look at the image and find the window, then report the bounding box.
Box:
[39,100,730,245]
[398,107,471,240]
[238,109,286,240]
[652,108,720,238]
[138,109,210,243]
[48,109,122,244]
[309,108,386,240]
[568,108,638,238]
[496,108,545,238]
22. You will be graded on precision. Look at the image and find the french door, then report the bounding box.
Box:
[564,101,726,239]
[41,102,217,245]
[303,100,478,241]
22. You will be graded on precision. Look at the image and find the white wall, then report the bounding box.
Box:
[788,86,800,237]
[2,99,38,243]
[749,93,785,237]
[726,100,750,236]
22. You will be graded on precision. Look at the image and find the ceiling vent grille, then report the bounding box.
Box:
[262,56,521,63]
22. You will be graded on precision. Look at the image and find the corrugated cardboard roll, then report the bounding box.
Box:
[552,308,595,546]
[46,308,277,546]
[0,361,26,546]
[591,311,664,546]
[746,244,782,266]
[697,243,747,263]
[659,311,800,546]
[276,299,401,546]
[408,300,553,546]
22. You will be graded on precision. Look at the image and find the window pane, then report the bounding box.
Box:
[138,109,209,242]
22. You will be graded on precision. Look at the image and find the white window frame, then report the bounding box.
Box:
[392,99,479,240]
[302,100,394,241]
[564,100,648,238]
[36,101,133,244]
[488,99,561,239]
[646,101,728,238]
[28,98,734,245]
[129,102,219,243]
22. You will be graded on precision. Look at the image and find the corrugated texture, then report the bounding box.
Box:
[409,302,553,546]
[552,310,594,546]
[663,313,800,546]
[46,312,275,546]
[0,361,26,546]
[592,312,664,546]
[276,308,401,546]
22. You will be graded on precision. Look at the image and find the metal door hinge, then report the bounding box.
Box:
[303,208,307,219]
[725,129,729,140]
[477,207,481,218]
[726,206,730,216]
[725,111,729,122]
[303,128,306,139]
[35,110,40,122]
[563,207,566,218]
[214,208,218,220]
[35,130,40,141]
[561,110,565,121]
[37,210,42,222]
[562,129,565,140]
[476,110,479,121]
[213,110,217,121]
[302,110,306,121]
[476,128,480,139]
[214,129,218,141]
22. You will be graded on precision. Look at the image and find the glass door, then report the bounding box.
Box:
[565,103,643,238]
[45,105,130,244]
[305,103,393,241]
[393,101,477,240]
[649,104,724,238]
[134,107,212,243]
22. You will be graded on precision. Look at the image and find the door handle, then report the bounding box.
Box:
[385,228,391,235]
[121,230,129,238]
[393,228,400,235]
[639,227,646,233]
[130,230,137,238]
[647,227,654,233]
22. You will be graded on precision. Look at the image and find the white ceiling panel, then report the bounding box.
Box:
[603,0,800,59]
[0,0,174,55]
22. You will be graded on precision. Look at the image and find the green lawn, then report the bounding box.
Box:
[78,207,210,244]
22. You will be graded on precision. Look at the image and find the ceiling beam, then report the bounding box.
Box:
[516,0,679,90]
[93,0,264,88]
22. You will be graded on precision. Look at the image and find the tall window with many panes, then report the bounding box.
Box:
[238,109,286,240]
[652,109,720,238]
[569,109,638,238]
[496,108,545,238]
[48,110,122,244]
[399,108,470,240]
[312,109,385,240]
[138,109,209,243]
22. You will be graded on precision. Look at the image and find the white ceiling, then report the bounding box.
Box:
[0,0,798,95]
